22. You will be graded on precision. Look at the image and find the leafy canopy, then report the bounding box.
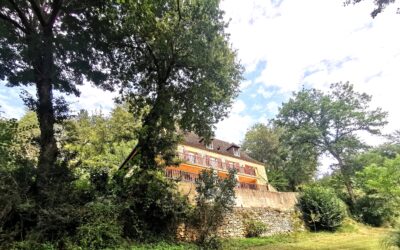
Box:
[114,0,242,169]
[276,82,387,202]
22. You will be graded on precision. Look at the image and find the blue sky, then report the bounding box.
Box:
[1,0,400,174]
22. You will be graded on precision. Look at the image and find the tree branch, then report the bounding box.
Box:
[48,0,63,27]
[0,12,27,33]
[8,0,31,32]
[28,0,47,26]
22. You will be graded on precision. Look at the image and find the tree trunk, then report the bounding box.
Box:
[32,30,58,192]
[341,173,356,207]
[330,151,356,206]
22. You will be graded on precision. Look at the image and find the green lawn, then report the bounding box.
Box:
[130,224,392,250]
[222,226,391,250]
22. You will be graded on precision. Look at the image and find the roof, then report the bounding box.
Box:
[181,132,264,165]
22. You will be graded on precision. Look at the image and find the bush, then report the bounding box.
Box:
[245,220,268,237]
[353,195,396,227]
[76,200,123,249]
[119,169,189,241]
[382,226,400,249]
[299,186,347,231]
[190,169,237,249]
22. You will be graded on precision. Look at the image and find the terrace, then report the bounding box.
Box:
[164,168,269,191]
[178,152,257,176]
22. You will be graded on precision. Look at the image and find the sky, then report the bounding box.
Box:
[1,0,399,173]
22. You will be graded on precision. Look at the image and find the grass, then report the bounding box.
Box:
[128,221,393,250]
[222,221,392,250]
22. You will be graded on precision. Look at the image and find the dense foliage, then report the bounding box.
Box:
[244,220,268,238]
[299,186,347,232]
[242,123,318,191]
[191,169,237,249]
[276,82,387,205]
[0,0,242,248]
[114,0,243,171]
[353,154,400,226]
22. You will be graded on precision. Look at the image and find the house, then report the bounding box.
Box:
[165,132,272,191]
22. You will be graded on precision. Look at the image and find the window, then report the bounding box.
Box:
[233,148,240,157]
[206,142,213,150]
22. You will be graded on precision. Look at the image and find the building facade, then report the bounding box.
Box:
[165,132,270,190]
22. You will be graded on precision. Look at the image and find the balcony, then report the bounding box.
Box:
[164,169,268,191]
[178,152,256,176]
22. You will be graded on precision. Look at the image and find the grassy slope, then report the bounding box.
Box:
[129,222,392,250]
[223,226,391,250]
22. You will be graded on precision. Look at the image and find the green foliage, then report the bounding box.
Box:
[191,169,237,249]
[353,196,394,227]
[382,225,400,249]
[354,155,400,226]
[119,169,189,241]
[62,106,139,172]
[276,82,388,203]
[0,116,18,168]
[299,186,347,232]
[242,123,318,191]
[114,0,243,170]
[76,200,123,249]
[245,220,268,238]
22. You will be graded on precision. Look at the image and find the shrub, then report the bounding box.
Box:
[76,200,123,249]
[353,195,396,227]
[382,226,400,249]
[245,220,268,237]
[298,186,347,231]
[190,169,237,249]
[119,169,189,241]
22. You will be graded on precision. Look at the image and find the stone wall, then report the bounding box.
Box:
[217,207,300,238]
[176,182,302,239]
[177,182,298,211]
[177,207,302,240]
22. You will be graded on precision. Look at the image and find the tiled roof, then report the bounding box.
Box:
[181,132,264,165]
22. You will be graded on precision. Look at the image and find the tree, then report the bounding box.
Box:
[0,0,114,192]
[276,82,387,205]
[355,155,400,225]
[62,105,139,171]
[115,0,242,171]
[345,0,398,18]
[191,169,237,249]
[242,123,318,191]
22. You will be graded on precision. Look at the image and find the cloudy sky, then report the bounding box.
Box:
[1,0,399,166]
[216,0,400,146]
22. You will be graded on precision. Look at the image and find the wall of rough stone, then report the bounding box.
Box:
[217,207,300,238]
[177,207,302,240]
[176,182,302,239]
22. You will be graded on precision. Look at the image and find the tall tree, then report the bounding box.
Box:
[0,1,114,192]
[276,82,387,204]
[242,123,318,191]
[116,0,242,170]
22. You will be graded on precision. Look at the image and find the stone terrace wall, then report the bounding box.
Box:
[218,207,298,237]
[176,182,302,239]
[177,182,298,211]
[177,207,302,240]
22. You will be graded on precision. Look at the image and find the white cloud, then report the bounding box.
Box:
[65,83,117,115]
[251,104,263,111]
[240,80,252,91]
[215,113,254,144]
[266,101,279,115]
[216,0,400,174]
[231,99,246,114]
[256,86,274,99]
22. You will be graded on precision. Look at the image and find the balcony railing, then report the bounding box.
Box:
[164,169,268,191]
[178,152,256,176]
